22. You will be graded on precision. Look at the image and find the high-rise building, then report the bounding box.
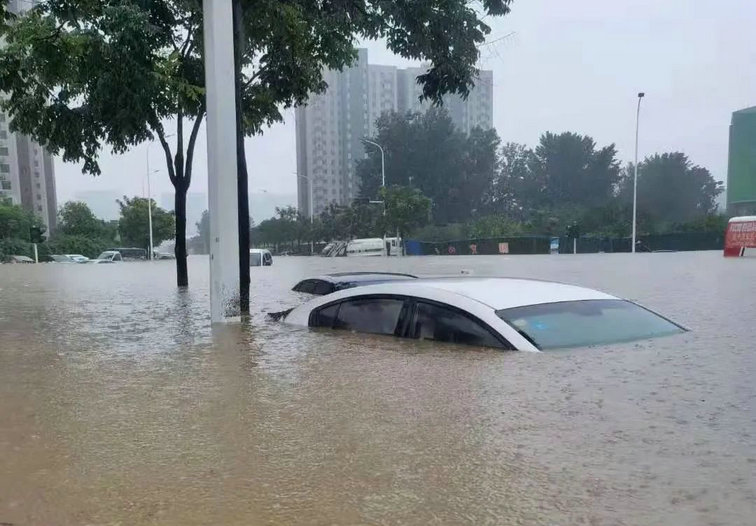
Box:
[0,0,58,233]
[727,106,756,216]
[295,49,493,217]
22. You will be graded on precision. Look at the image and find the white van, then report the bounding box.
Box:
[250,248,273,266]
[346,237,402,256]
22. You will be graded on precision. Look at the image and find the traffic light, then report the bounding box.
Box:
[30,225,45,243]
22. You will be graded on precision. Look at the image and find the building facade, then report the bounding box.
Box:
[295,49,494,217]
[727,106,756,216]
[0,0,58,233]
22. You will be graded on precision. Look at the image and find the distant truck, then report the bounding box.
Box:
[723,216,756,257]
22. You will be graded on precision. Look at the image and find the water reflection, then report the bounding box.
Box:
[1,253,754,524]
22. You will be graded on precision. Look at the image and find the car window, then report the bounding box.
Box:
[496,299,684,350]
[333,298,405,335]
[312,303,340,327]
[412,301,506,349]
[294,280,316,293]
[113,253,122,261]
[250,252,262,266]
[313,281,333,295]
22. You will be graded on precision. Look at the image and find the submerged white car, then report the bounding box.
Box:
[281,277,685,351]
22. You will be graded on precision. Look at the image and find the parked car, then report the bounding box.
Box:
[7,255,34,264]
[92,250,122,264]
[250,248,272,267]
[279,277,685,351]
[153,251,175,260]
[50,254,77,263]
[107,247,147,260]
[292,272,418,296]
[65,254,90,263]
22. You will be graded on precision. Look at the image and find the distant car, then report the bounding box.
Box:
[107,247,147,260]
[280,277,685,351]
[153,251,175,260]
[250,248,272,267]
[7,255,34,264]
[50,254,77,263]
[292,272,418,296]
[65,254,90,263]
[92,250,122,264]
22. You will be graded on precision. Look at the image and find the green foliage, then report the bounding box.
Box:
[0,197,45,241]
[0,238,33,261]
[57,201,112,239]
[358,109,498,224]
[619,153,724,225]
[117,196,175,250]
[47,234,108,259]
[381,185,431,236]
[467,215,524,239]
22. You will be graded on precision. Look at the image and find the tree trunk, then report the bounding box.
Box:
[233,0,250,313]
[174,185,189,287]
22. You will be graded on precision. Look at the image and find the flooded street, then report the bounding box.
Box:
[1,252,755,525]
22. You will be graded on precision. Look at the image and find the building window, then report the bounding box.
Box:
[37,193,42,200]
[0,164,9,173]
[1,180,10,190]
[0,147,8,156]
[0,131,6,139]
[35,182,40,189]
[37,205,43,212]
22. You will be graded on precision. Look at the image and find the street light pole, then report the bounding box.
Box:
[362,138,392,255]
[295,172,314,255]
[632,92,645,254]
[146,134,174,261]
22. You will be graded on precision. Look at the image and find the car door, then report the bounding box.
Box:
[408,300,511,349]
[309,296,409,336]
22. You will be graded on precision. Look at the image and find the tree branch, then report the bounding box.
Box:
[184,104,205,189]
[152,123,177,187]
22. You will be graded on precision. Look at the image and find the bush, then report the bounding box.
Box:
[0,238,33,261]
[47,235,108,259]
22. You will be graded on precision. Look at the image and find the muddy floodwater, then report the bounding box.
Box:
[1,252,755,525]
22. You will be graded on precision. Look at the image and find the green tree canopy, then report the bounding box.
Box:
[57,201,111,239]
[381,185,431,237]
[358,109,499,224]
[117,196,175,251]
[0,197,43,241]
[620,153,724,226]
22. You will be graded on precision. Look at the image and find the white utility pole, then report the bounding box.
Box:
[632,92,645,254]
[295,172,314,255]
[204,0,240,322]
[362,139,392,255]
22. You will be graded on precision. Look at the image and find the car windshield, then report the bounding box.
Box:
[497,299,684,350]
[250,253,262,265]
[96,252,113,260]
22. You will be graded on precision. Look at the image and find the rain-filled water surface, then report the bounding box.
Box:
[1,252,755,525]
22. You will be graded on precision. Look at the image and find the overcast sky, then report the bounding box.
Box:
[55,0,755,207]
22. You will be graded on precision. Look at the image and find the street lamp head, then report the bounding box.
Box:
[638,92,645,98]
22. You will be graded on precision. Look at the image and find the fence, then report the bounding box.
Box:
[405,231,725,256]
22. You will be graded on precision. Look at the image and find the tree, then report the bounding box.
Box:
[486,142,534,217]
[525,132,621,210]
[620,153,724,226]
[57,201,109,238]
[358,109,498,224]
[116,196,175,252]
[0,0,515,295]
[0,197,41,240]
[381,186,431,238]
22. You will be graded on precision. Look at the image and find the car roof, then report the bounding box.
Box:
[322,272,417,283]
[250,248,270,254]
[331,277,617,310]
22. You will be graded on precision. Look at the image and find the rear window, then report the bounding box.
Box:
[497,299,684,350]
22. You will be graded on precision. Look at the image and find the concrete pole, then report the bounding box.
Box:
[204,0,240,322]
